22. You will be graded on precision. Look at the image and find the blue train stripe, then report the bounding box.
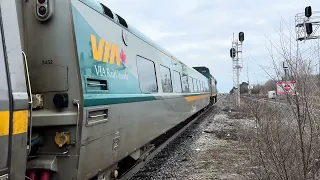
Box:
[83,93,210,106]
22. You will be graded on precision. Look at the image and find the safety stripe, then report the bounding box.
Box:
[0,110,28,136]
[184,94,210,101]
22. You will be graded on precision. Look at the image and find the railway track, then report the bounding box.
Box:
[243,95,320,117]
[118,95,225,180]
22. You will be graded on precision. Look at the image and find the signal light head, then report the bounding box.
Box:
[230,48,236,58]
[305,23,313,35]
[35,0,53,21]
[305,6,312,18]
[38,6,47,16]
[239,32,244,42]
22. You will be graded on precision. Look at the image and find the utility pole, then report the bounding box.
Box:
[247,62,249,84]
[230,32,244,107]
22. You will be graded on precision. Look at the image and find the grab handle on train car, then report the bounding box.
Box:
[22,51,33,155]
[73,99,80,145]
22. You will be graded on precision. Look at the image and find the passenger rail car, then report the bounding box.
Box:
[193,66,218,103]
[0,0,218,179]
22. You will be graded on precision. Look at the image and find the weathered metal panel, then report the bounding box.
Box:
[22,0,82,179]
[30,66,68,93]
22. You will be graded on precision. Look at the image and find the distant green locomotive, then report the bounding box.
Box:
[193,66,218,104]
[1,0,218,179]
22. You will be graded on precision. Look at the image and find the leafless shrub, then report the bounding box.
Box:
[242,19,320,180]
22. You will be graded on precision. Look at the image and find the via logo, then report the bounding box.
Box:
[120,49,126,63]
[90,34,126,66]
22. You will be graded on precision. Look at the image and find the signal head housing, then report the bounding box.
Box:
[305,6,312,18]
[305,23,313,35]
[35,0,54,21]
[230,48,236,58]
[239,32,244,42]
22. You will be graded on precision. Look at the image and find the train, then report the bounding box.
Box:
[0,0,218,179]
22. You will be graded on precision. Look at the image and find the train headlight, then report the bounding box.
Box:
[35,0,54,21]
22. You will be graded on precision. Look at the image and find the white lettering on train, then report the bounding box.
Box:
[93,65,128,80]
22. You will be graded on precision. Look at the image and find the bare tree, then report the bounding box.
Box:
[242,19,320,180]
[263,79,277,94]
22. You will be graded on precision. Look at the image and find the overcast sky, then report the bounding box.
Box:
[101,0,320,93]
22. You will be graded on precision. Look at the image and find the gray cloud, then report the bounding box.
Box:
[103,0,320,92]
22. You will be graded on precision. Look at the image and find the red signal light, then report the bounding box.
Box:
[38,0,45,4]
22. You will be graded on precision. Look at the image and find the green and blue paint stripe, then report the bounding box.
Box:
[84,93,210,107]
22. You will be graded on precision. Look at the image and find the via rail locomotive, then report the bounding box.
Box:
[0,0,218,179]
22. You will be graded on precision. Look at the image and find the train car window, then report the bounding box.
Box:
[181,75,189,93]
[195,80,199,92]
[206,82,209,92]
[188,76,194,93]
[100,3,114,19]
[159,65,173,93]
[202,82,205,92]
[172,70,182,93]
[136,56,158,93]
[195,79,198,92]
[116,14,128,28]
[196,79,199,92]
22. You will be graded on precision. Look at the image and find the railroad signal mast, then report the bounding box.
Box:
[230,32,244,107]
[295,6,320,73]
[295,6,320,41]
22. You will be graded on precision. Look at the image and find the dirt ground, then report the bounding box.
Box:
[132,95,257,180]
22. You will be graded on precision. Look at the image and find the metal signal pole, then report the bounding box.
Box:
[230,32,244,107]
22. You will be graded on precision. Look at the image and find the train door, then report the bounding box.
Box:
[0,15,11,179]
[0,0,29,179]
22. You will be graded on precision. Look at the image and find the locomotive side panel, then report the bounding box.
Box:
[72,0,209,178]
[22,0,82,179]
